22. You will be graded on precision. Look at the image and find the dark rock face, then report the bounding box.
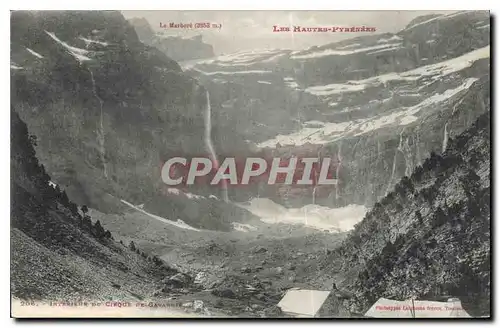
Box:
[129,17,215,61]
[10,10,252,231]
[185,10,490,208]
[325,112,491,317]
[10,108,176,301]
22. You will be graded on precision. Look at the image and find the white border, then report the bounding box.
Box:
[1,1,497,328]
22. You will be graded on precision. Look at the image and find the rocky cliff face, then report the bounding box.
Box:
[10,10,252,231]
[184,10,490,208]
[128,17,215,61]
[325,111,490,317]
[11,108,179,301]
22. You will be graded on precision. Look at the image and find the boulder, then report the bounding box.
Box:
[164,272,192,288]
[251,304,262,310]
[254,246,267,254]
[194,271,208,285]
[193,300,204,313]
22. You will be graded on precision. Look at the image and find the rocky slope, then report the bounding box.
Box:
[10,108,182,304]
[10,10,252,231]
[129,17,215,61]
[184,10,490,208]
[323,111,491,317]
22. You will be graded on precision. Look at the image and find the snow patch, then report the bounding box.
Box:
[191,67,272,76]
[336,43,361,49]
[208,49,287,67]
[121,199,200,231]
[367,45,403,55]
[304,46,489,96]
[259,78,479,147]
[167,188,181,195]
[45,31,91,62]
[79,36,109,47]
[377,35,403,43]
[232,222,258,232]
[167,187,206,200]
[26,47,44,59]
[240,198,367,233]
[258,121,351,147]
[185,192,206,200]
[291,43,402,59]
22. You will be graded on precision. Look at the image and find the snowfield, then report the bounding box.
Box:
[291,43,403,59]
[258,77,480,147]
[191,67,273,76]
[304,46,490,96]
[240,198,367,233]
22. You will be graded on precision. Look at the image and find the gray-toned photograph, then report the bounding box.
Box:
[10,10,490,318]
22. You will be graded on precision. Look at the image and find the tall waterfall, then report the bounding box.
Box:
[442,123,449,153]
[89,68,108,179]
[204,90,229,202]
[416,128,422,166]
[335,142,342,200]
[386,129,405,195]
[402,136,413,177]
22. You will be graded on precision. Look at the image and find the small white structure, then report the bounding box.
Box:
[277,289,331,317]
[365,297,472,318]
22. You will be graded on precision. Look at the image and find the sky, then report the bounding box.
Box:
[121,11,455,54]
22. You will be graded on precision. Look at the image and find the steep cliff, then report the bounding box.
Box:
[10,10,252,231]
[128,17,215,61]
[184,10,491,208]
[11,108,179,301]
[325,111,490,317]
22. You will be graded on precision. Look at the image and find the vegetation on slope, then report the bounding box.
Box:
[327,112,491,317]
[11,108,178,301]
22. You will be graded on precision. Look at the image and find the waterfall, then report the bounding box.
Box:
[386,148,399,195]
[335,142,342,200]
[407,139,413,176]
[386,128,405,194]
[204,90,229,202]
[442,123,449,153]
[88,68,108,178]
[416,128,422,166]
[401,136,414,177]
[414,44,420,64]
